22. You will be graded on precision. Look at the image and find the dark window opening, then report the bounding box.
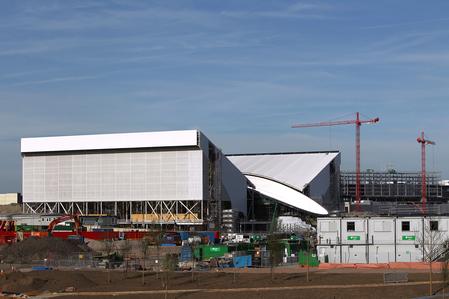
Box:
[430,221,439,231]
[402,221,410,231]
[347,221,355,232]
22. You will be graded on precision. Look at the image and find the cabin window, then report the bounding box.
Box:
[347,221,355,232]
[402,221,410,231]
[430,221,439,231]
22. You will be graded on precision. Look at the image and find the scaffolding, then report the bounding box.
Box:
[206,144,222,230]
[341,171,443,202]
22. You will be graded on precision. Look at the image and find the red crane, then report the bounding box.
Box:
[417,131,435,212]
[292,112,379,211]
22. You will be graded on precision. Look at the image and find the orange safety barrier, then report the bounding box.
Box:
[389,262,444,270]
[319,262,445,270]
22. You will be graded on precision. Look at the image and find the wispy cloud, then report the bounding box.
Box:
[221,2,332,19]
[0,43,67,56]
[11,75,98,86]
[394,52,449,64]
[0,69,54,80]
[362,32,443,56]
[361,17,449,30]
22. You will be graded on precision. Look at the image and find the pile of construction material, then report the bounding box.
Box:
[0,237,91,264]
[277,216,314,233]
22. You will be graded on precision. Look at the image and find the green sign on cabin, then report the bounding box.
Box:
[347,236,361,241]
[402,235,416,241]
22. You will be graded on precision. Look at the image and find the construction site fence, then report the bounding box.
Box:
[0,254,167,271]
[0,253,306,271]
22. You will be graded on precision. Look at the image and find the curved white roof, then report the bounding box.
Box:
[228,152,339,192]
[245,174,328,215]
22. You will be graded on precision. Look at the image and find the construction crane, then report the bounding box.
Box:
[417,131,435,212]
[292,112,379,210]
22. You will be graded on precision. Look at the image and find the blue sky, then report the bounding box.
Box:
[1,1,449,192]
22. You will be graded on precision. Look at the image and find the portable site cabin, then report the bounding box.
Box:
[317,216,449,264]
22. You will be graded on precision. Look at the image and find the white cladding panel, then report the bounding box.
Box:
[23,150,203,203]
[21,130,199,153]
[370,218,395,245]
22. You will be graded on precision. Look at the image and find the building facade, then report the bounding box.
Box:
[21,130,247,228]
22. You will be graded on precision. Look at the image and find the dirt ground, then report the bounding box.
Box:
[0,268,444,298]
[0,237,91,264]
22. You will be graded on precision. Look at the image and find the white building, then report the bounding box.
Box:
[0,193,20,205]
[317,216,449,264]
[21,130,247,227]
[228,151,340,214]
[21,130,344,230]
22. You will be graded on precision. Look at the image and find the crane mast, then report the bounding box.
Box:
[417,131,435,213]
[292,112,379,211]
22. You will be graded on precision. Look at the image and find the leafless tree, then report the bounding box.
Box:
[441,251,449,299]
[102,238,115,284]
[418,219,447,296]
[267,233,283,281]
[120,239,132,278]
[189,235,201,282]
[150,230,164,280]
[302,229,314,282]
[162,253,178,299]
[139,235,151,285]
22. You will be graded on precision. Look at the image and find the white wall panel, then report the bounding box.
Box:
[23,150,203,202]
[21,130,199,153]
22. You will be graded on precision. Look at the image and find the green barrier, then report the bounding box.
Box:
[194,245,228,260]
[298,250,320,267]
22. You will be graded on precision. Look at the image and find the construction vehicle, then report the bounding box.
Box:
[47,214,81,236]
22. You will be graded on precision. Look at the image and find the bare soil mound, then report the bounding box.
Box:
[40,271,97,291]
[0,237,91,263]
[0,271,46,293]
[0,271,97,293]
[0,204,22,214]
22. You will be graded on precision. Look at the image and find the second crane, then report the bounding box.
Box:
[292,112,379,211]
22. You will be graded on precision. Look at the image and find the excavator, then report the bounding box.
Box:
[47,214,81,237]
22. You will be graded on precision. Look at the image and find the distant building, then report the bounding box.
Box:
[0,193,21,205]
[341,171,443,203]
[440,180,449,201]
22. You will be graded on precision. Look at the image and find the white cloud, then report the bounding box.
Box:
[10,75,98,86]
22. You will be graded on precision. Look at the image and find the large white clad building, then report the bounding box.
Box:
[21,130,247,227]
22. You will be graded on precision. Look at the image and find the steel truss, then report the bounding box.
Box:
[341,171,442,201]
[22,200,204,225]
